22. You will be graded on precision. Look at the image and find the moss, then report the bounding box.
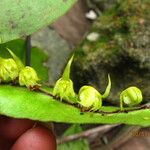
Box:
[75,0,149,60]
[73,0,150,103]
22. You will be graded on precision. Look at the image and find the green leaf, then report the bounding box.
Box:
[0,0,77,44]
[58,125,90,150]
[0,85,150,126]
[0,39,48,82]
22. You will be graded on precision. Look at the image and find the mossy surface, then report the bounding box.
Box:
[73,0,150,104]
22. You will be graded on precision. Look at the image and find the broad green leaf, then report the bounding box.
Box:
[0,39,48,82]
[0,0,77,44]
[0,85,150,126]
[58,124,90,150]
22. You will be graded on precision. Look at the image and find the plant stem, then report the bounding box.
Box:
[57,124,119,144]
[99,125,141,150]
[25,35,31,66]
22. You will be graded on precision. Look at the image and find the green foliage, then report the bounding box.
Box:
[0,85,149,126]
[0,1,149,127]
[58,125,90,150]
[0,0,77,44]
[0,39,48,82]
[0,49,148,126]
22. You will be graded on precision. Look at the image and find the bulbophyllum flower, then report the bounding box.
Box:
[78,75,111,111]
[0,57,19,82]
[53,55,77,103]
[78,86,102,111]
[8,48,40,89]
[19,66,40,89]
[120,86,143,110]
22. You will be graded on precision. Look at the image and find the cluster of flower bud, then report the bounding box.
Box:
[0,50,143,111]
[53,55,143,111]
[53,55,111,111]
[0,49,40,89]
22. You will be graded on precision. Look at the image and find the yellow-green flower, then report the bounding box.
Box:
[8,49,40,89]
[53,55,77,103]
[0,58,19,82]
[53,78,76,102]
[78,86,102,111]
[78,75,111,111]
[120,86,143,110]
[19,66,40,89]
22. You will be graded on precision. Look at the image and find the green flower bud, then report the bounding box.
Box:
[0,57,19,82]
[19,66,40,89]
[53,78,76,102]
[120,86,143,110]
[78,86,102,111]
[53,55,77,103]
[7,48,40,89]
[78,75,111,111]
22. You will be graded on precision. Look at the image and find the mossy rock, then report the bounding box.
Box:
[72,0,150,105]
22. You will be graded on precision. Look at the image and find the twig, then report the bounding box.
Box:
[99,125,141,150]
[57,124,119,144]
